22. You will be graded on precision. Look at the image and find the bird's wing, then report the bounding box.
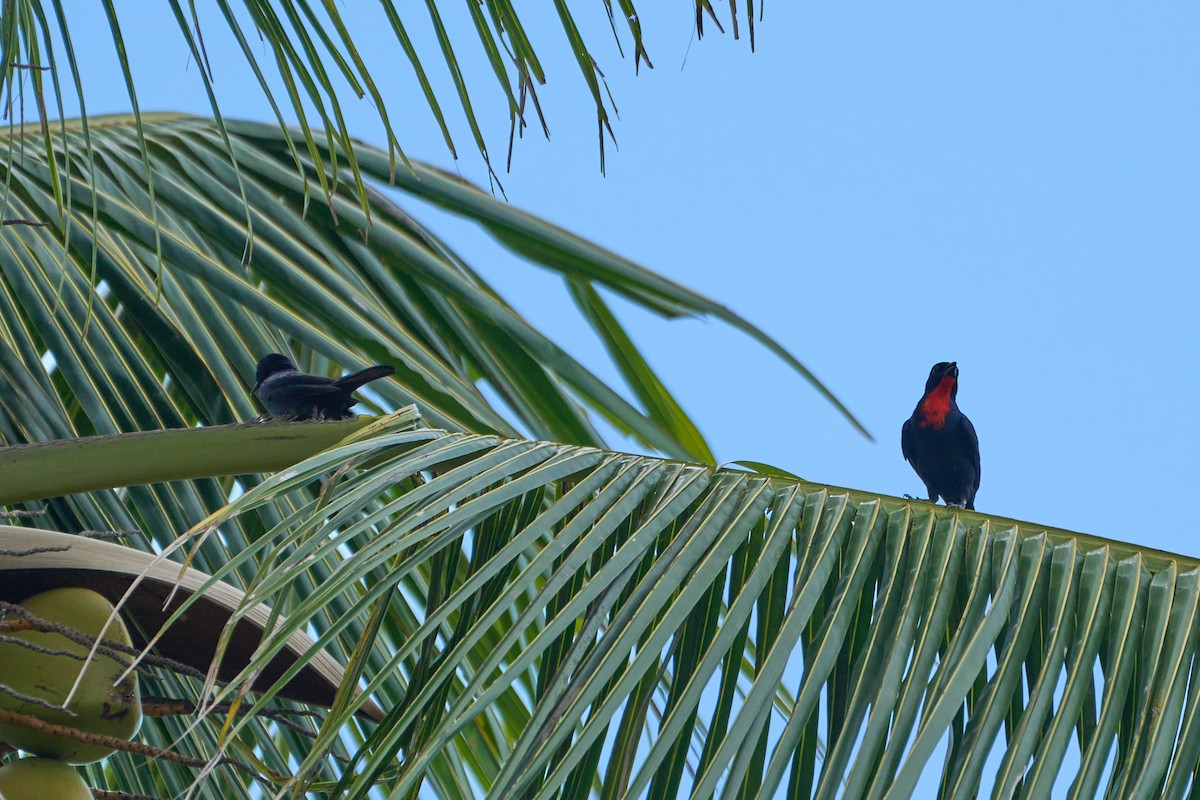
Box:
[963,414,981,489]
[269,375,346,401]
[901,417,915,463]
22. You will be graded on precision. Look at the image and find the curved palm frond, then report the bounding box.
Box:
[0,2,754,209]
[0,114,864,463]
[172,415,1197,799]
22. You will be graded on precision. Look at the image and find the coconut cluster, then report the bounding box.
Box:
[0,588,143,796]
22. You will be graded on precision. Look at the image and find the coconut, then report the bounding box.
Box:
[0,757,93,799]
[0,587,142,763]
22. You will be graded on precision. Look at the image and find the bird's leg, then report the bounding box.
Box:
[946,501,966,510]
[903,494,918,501]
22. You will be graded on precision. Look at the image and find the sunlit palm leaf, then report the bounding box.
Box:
[1,2,752,208]
[0,114,863,460]
[181,419,1197,798]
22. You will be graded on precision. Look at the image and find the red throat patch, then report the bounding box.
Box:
[918,376,955,429]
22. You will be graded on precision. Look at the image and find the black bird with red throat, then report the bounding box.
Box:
[901,361,980,509]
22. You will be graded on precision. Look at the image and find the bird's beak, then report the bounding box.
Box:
[948,362,959,378]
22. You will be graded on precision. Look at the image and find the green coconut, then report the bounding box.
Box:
[0,757,93,799]
[0,587,142,763]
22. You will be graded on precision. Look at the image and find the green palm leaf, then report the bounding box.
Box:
[158,415,1196,798]
[0,114,863,458]
[0,3,750,211]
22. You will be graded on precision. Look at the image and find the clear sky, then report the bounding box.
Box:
[47,3,1200,557]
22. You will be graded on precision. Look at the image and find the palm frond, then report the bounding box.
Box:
[0,2,756,207]
[0,114,863,463]
[172,417,1196,799]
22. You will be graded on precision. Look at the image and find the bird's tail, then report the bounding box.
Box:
[335,364,396,391]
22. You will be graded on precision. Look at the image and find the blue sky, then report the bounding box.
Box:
[53,3,1199,556]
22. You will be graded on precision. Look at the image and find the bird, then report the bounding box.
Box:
[252,353,396,420]
[901,361,980,510]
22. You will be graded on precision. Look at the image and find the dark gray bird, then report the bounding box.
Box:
[253,353,395,420]
[901,361,980,510]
